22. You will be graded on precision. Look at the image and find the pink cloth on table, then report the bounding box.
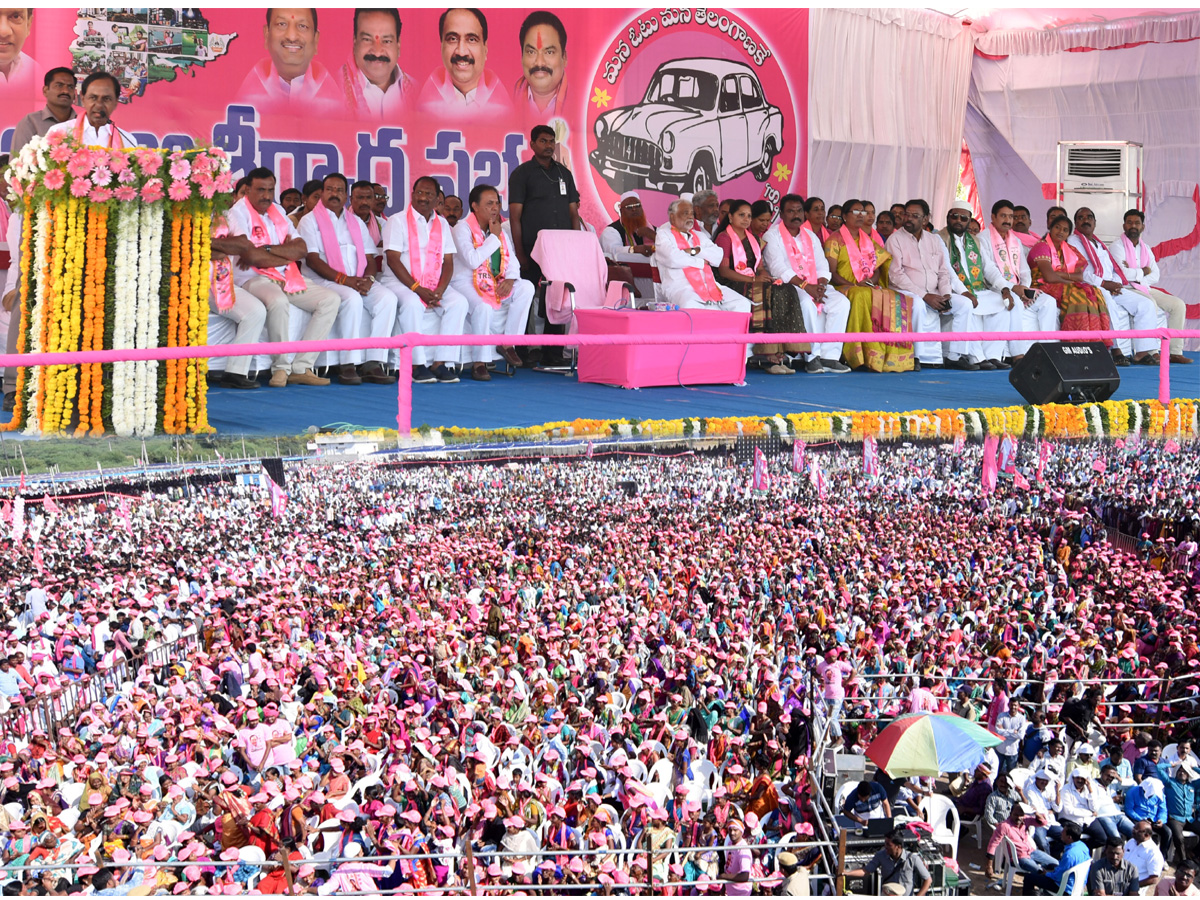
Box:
[575,308,748,388]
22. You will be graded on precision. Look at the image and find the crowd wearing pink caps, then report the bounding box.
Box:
[0,440,1196,895]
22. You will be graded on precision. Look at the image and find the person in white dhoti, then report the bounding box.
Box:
[1108,208,1190,365]
[1069,207,1160,367]
[450,184,534,382]
[298,174,398,385]
[976,200,1059,362]
[653,200,750,315]
[761,193,852,374]
[379,176,468,384]
[939,200,1022,370]
[886,199,980,370]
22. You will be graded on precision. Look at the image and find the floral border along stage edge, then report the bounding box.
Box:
[332,399,1200,446]
[3,132,231,437]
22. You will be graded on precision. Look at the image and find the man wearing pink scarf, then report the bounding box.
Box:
[298,173,398,385]
[1108,208,1190,365]
[652,199,751,315]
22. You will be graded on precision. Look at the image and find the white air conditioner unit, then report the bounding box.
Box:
[1056,141,1143,243]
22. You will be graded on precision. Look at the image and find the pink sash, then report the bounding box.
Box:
[1118,235,1153,297]
[210,219,235,312]
[1075,233,1109,280]
[1014,231,1040,250]
[73,115,123,149]
[871,228,884,246]
[313,200,367,278]
[236,197,306,293]
[671,228,722,303]
[1046,239,1080,273]
[988,225,1023,283]
[407,206,444,290]
[465,213,508,309]
[838,225,877,283]
[724,226,761,275]
[776,221,817,283]
[367,214,382,246]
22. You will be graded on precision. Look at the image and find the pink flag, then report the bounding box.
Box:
[32,544,44,574]
[1092,458,1107,473]
[1036,440,1053,484]
[11,496,24,544]
[1013,471,1031,491]
[586,441,594,459]
[808,459,827,501]
[751,447,770,492]
[1164,439,1180,454]
[999,436,1019,474]
[118,497,133,538]
[953,434,965,455]
[0,501,9,525]
[792,440,806,474]
[43,495,59,516]
[981,435,999,494]
[262,468,289,518]
[863,435,878,477]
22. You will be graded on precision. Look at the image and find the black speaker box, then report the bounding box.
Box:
[617,480,638,498]
[1008,341,1119,404]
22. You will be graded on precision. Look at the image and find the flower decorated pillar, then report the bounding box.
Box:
[3,132,232,437]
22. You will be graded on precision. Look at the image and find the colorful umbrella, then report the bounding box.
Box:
[866,712,1002,777]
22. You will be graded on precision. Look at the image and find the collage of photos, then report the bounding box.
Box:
[71,7,233,102]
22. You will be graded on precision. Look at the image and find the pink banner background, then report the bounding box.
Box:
[3,7,808,227]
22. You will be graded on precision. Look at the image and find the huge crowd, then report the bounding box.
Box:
[0,438,1196,895]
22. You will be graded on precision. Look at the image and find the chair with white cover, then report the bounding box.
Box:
[60,782,85,808]
[56,807,80,831]
[993,835,1020,895]
[833,781,857,816]
[919,794,961,860]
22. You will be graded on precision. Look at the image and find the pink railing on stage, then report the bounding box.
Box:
[0,328,1195,437]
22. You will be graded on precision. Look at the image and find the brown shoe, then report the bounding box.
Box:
[335,363,362,385]
[472,363,492,381]
[358,362,397,384]
[268,369,289,388]
[1170,354,1193,365]
[287,369,331,386]
[498,346,523,368]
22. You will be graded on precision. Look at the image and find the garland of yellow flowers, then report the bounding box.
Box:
[89,205,108,436]
[193,211,212,432]
[0,209,34,433]
[186,208,202,431]
[37,200,67,433]
[76,205,96,436]
[164,208,183,434]
[176,213,192,433]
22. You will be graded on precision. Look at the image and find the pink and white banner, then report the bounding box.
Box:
[752,446,770,492]
[2,8,808,227]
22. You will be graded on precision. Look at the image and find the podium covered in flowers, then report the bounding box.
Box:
[3,133,232,437]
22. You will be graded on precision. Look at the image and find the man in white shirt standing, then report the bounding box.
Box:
[379,176,468,384]
[338,8,414,119]
[653,199,750,314]
[1108,208,1190,365]
[762,193,852,373]
[226,166,340,388]
[298,173,398,385]
[1069,206,1161,366]
[45,71,137,148]
[995,697,1028,776]
[450,184,533,382]
[977,199,1059,362]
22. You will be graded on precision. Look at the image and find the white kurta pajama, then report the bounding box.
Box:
[450,220,534,365]
[1070,233,1161,357]
[941,230,1024,363]
[298,208,398,368]
[977,227,1059,358]
[652,224,750,313]
[379,210,468,368]
[886,228,979,366]
[762,225,851,363]
[1108,236,1186,357]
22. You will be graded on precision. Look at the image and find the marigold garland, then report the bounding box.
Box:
[4,135,230,436]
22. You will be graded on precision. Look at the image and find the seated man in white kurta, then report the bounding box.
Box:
[762,193,852,373]
[977,199,1059,362]
[378,176,468,384]
[653,199,750,315]
[450,184,534,382]
[298,175,397,385]
[1108,208,1190,365]
[939,200,1023,370]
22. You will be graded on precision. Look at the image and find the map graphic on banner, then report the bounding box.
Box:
[2,8,807,227]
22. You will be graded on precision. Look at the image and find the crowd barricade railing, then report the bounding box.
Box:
[1,327,1196,438]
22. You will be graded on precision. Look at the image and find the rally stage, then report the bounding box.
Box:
[197,364,1198,436]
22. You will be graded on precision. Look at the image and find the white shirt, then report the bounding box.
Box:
[1124,837,1165,881]
[942,231,1006,295]
[298,208,371,278]
[599,223,651,263]
[652,223,722,299]
[45,117,138,148]
[225,200,301,286]
[451,219,520,286]
[0,52,35,86]
[978,228,1032,291]
[1068,233,1117,288]
[995,710,1027,757]
[379,209,453,284]
[355,66,411,117]
[1108,237,1161,287]
[763,225,831,284]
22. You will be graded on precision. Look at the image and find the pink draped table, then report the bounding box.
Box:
[575,308,750,388]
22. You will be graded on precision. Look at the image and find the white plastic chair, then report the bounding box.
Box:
[60,782,86,808]
[833,781,857,815]
[960,807,985,849]
[56,807,80,830]
[919,794,961,860]
[1052,860,1089,896]
[689,758,721,808]
[238,845,267,865]
[993,835,1019,895]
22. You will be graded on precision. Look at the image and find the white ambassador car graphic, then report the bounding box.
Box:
[590,58,784,195]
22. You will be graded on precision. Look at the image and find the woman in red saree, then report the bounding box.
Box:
[1028,215,1112,346]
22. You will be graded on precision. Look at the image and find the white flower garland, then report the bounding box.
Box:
[135,203,163,436]
[22,204,51,435]
[110,203,140,437]
[1131,401,1143,437]
[1089,405,1104,437]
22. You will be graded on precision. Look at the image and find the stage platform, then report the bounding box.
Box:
[194,363,1196,436]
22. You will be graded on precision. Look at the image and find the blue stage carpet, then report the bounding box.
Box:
[193,363,1200,436]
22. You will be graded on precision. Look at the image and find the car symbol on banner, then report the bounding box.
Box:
[590,58,785,195]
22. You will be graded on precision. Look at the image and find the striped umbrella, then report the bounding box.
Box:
[866,712,1002,777]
